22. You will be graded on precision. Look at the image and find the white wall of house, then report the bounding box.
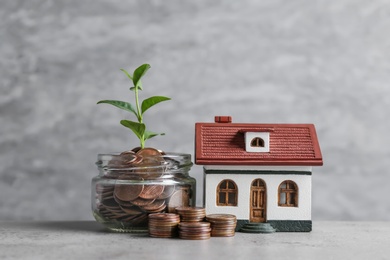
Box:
[204,167,312,221]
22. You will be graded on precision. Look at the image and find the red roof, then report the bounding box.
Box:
[195,117,323,166]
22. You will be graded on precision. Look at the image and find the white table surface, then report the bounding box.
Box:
[0,221,389,260]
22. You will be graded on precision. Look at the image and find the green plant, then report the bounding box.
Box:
[97,64,171,149]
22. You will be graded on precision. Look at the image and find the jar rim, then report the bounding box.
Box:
[96,152,193,173]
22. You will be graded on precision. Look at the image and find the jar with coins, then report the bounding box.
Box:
[92,148,196,232]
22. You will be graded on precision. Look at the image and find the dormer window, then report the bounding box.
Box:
[245,132,270,152]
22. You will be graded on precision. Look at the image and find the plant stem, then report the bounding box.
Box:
[134,85,145,149]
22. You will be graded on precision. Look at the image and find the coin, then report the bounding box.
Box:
[120,206,143,215]
[205,214,237,237]
[120,214,142,222]
[179,234,211,240]
[100,190,114,198]
[96,184,114,193]
[176,207,206,222]
[178,222,211,240]
[136,147,162,157]
[114,184,144,201]
[131,147,142,153]
[138,185,164,199]
[141,199,166,212]
[157,185,175,199]
[130,197,156,206]
[101,198,119,208]
[148,213,180,238]
[167,187,190,213]
[206,214,237,221]
[130,213,149,225]
[179,221,210,229]
[148,213,180,221]
[119,150,142,165]
[113,196,134,207]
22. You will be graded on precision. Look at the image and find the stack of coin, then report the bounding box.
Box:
[206,214,237,237]
[178,222,211,240]
[148,213,180,238]
[175,207,206,222]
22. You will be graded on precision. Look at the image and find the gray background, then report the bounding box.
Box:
[1,0,389,221]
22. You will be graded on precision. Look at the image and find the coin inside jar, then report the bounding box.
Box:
[157,185,175,199]
[167,187,190,213]
[141,199,166,213]
[114,184,144,201]
[138,185,164,199]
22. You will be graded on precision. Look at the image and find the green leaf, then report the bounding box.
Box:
[97,100,138,117]
[141,96,171,115]
[133,64,150,90]
[120,120,145,139]
[120,69,133,81]
[144,130,165,140]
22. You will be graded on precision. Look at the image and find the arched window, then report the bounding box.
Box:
[251,137,265,147]
[217,179,238,206]
[278,180,298,207]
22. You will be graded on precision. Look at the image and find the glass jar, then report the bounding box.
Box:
[92,151,196,232]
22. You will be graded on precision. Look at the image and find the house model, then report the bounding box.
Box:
[195,116,323,233]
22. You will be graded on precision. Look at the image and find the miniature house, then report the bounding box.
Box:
[195,116,323,232]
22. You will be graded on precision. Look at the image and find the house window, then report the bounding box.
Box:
[278,180,298,207]
[217,179,238,206]
[245,132,270,152]
[251,137,265,147]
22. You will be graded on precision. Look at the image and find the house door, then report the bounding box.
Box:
[250,179,267,222]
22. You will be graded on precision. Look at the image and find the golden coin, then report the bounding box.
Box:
[138,185,164,199]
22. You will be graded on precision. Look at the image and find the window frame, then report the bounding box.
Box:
[216,179,238,206]
[278,180,298,207]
